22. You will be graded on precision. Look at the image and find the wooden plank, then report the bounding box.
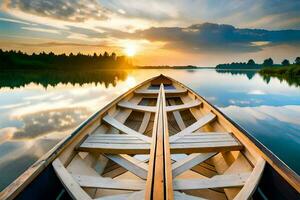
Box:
[162,85,174,200]
[172,153,217,177]
[169,113,216,142]
[105,154,148,179]
[135,88,187,95]
[103,115,151,143]
[67,154,100,197]
[173,110,186,130]
[166,100,202,112]
[118,101,156,112]
[170,141,243,154]
[78,142,150,154]
[220,152,253,199]
[67,155,99,176]
[73,174,145,191]
[85,139,146,144]
[103,115,152,143]
[89,134,139,139]
[152,101,165,199]
[174,137,237,143]
[145,85,162,200]
[146,84,174,199]
[168,99,186,131]
[234,158,265,200]
[95,190,145,200]
[52,159,91,200]
[139,112,151,133]
[174,191,207,200]
[173,173,250,190]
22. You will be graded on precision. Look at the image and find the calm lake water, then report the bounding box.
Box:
[0,69,299,191]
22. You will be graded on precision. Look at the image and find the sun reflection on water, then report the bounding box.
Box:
[125,76,137,88]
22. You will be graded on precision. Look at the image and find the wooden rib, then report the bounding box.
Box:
[67,154,101,197]
[169,113,216,142]
[166,99,202,112]
[172,152,217,177]
[72,174,145,191]
[52,159,91,200]
[105,154,148,180]
[103,115,151,143]
[173,173,251,190]
[168,99,186,131]
[118,101,156,112]
[234,158,265,200]
[139,112,151,133]
[173,111,186,131]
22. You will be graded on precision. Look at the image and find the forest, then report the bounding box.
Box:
[0,49,131,70]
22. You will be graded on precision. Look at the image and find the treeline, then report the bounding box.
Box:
[216,59,261,69]
[259,57,300,87]
[0,49,132,70]
[216,57,300,69]
[137,65,199,69]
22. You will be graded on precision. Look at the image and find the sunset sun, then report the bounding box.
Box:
[124,43,137,57]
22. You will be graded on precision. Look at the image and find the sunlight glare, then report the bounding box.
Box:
[125,76,136,87]
[124,43,137,57]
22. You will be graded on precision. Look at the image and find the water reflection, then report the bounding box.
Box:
[12,108,90,140]
[260,73,300,87]
[222,105,300,172]
[0,70,128,89]
[0,69,299,191]
[215,69,257,80]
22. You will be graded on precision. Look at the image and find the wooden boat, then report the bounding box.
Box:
[1,74,299,200]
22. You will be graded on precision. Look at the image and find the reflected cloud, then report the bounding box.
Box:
[220,104,300,173]
[11,107,90,140]
[248,90,266,95]
[222,105,300,127]
[0,127,16,143]
[229,99,251,105]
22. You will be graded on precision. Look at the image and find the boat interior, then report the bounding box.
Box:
[51,75,267,200]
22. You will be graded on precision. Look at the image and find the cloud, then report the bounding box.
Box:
[3,0,109,22]
[0,17,34,25]
[11,41,117,49]
[100,0,179,21]
[21,26,60,34]
[133,23,300,53]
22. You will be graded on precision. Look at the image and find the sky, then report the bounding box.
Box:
[0,0,300,66]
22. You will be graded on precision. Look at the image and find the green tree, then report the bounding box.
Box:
[247,59,255,65]
[263,58,273,66]
[281,59,290,66]
[295,57,300,65]
[103,51,109,57]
